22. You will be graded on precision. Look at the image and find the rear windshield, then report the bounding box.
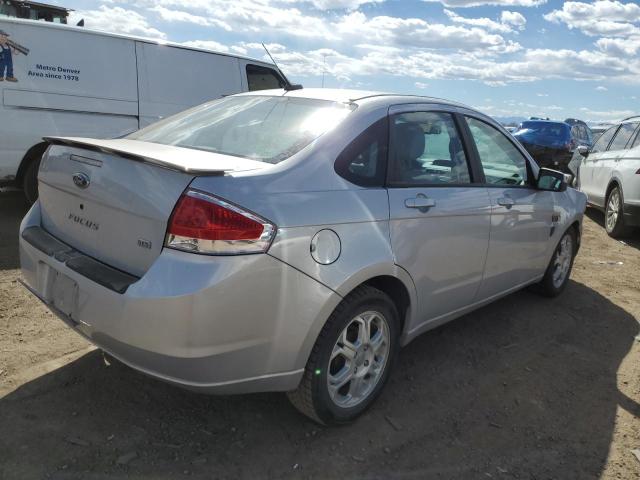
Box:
[515,121,570,138]
[128,96,355,164]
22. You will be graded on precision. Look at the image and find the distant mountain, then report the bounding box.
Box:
[493,116,527,126]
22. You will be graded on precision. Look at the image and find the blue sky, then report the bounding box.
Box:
[55,0,639,122]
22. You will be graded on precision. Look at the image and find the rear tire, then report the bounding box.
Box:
[604,186,629,238]
[22,158,41,205]
[535,228,576,297]
[287,285,399,425]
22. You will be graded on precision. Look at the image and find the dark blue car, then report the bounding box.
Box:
[513,119,592,172]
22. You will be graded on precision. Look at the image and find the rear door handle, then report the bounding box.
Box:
[405,196,436,209]
[497,197,515,209]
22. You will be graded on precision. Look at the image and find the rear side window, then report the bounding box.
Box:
[571,126,581,142]
[609,122,640,151]
[335,118,388,187]
[466,117,528,186]
[591,126,617,152]
[246,64,285,91]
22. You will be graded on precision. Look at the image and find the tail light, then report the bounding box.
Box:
[165,189,275,255]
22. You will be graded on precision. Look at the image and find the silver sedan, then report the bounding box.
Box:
[19,89,587,424]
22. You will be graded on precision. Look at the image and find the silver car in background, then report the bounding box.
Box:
[19,89,587,424]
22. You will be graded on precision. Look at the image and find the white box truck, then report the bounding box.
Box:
[0,17,288,201]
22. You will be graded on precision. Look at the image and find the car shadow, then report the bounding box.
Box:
[1,281,638,479]
[0,191,29,270]
[586,207,640,250]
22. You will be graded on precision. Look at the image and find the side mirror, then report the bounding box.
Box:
[577,145,589,157]
[537,168,567,192]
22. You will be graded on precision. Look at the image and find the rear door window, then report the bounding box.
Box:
[609,123,639,151]
[246,64,285,91]
[591,126,617,153]
[387,111,472,186]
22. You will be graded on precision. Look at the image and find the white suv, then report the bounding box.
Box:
[578,116,640,237]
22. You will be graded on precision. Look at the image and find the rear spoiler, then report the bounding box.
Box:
[43,136,265,175]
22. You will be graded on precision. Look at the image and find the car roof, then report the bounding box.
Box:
[521,119,568,126]
[619,115,640,123]
[234,88,473,109]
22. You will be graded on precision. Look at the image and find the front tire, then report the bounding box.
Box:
[287,285,399,425]
[605,186,629,238]
[535,228,576,297]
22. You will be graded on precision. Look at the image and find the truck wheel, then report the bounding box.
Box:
[605,186,629,238]
[535,228,576,297]
[22,158,41,205]
[287,285,399,425]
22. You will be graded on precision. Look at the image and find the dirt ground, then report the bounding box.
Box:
[1,190,639,480]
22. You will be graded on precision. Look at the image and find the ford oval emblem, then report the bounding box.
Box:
[72,172,90,189]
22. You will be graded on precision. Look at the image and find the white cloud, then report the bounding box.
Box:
[415,81,429,89]
[336,12,511,50]
[595,85,608,91]
[423,0,545,7]
[150,6,231,30]
[444,9,526,33]
[78,0,639,89]
[500,11,526,29]
[579,107,636,122]
[69,6,166,39]
[596,36,640,57]
[114,0,337,40]
[181,40,230,52]
[544,1,640,37]
[308,0,384,9]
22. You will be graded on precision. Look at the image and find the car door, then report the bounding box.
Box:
[581,125,618,204]
[608,121,640,174]
[462,116,556,300]
[386,106,491,325]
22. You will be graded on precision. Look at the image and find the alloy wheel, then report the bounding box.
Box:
[552,234,573,288]
[606,189,620,233]
[327,311,390,408]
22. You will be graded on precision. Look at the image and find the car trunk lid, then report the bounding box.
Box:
[38,138,267,277]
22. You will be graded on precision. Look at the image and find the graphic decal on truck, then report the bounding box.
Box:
[0,29,29,82]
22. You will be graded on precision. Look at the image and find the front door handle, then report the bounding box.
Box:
[405,196,436,209]
[497,196,515,209]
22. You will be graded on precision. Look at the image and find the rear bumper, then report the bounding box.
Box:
[623,202,640,227]
[19,202,341,394]
[520,143,572,170]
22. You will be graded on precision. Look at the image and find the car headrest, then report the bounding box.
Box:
[449,135,463,160]
[395,122,425,162]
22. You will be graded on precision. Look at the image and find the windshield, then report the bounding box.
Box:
[128,96,355,164]
[515,121,570,139]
